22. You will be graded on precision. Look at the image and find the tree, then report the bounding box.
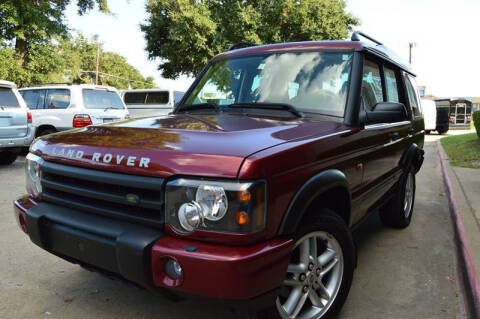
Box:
[141,0,359,79]
[0,35,156,89]
[61,35,156,89]
[0,0,109,62]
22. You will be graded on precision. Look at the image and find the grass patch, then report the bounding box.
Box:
[441,133,480,168]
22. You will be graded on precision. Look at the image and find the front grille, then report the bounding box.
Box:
[40,160,164,228]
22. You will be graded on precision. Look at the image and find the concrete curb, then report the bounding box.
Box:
[435,141,480,318]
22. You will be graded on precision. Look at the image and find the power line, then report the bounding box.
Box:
[79,70,154,86]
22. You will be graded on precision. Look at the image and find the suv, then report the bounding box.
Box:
[122,89,185,118]
[19,84,130,137]
[14,32,424,319]
[0,80,34,165]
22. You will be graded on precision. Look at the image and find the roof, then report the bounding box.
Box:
[122,88,183,93]
[0,80,17,89]
[213,39,413,74]
[19,84,119,91]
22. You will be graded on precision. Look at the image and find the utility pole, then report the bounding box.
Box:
[408,42,416,64]
[95,42,100,85]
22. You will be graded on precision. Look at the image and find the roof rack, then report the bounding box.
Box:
[351,31,383,46]
[228,41,257,51]
[34,82,72,87]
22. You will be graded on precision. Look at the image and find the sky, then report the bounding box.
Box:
[65,0,480,97]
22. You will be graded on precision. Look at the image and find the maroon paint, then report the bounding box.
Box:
[151,236,294,299]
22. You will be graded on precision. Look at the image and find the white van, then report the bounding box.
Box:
[20,84,129,137]
[122,89,185,118]
[0,80,35,164]
[421,99,437,134]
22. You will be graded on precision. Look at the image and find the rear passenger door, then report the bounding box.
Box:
[43,89,72,129]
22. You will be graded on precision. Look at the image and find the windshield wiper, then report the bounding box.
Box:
[176,103,219,113]
[104,106,119,112]
[226,102,303,118]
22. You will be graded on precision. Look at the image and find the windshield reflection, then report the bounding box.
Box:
[182,51,352,117]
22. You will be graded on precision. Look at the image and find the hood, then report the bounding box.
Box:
[32,113,343,178]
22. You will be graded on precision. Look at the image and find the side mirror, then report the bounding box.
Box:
[366,102,408,124]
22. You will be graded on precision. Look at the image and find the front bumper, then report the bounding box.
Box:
[14,197,293,301]
[0,124,35,148]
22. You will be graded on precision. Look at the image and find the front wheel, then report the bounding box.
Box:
[254,210,355,319]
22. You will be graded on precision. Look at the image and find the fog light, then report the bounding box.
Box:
[165,259,183,280]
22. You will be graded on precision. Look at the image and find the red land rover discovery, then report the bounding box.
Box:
[14,32,424,319]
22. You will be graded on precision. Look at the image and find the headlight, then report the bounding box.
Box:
[165,179,266,234]
[25,153,43,198]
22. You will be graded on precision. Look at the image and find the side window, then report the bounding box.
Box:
[22,90,46,109]
[384,67,400,103]
[405,75,422,116]
[361,60,384,111]
[146,92,169,104]
[174,91,184,104]
[46,89,70,109]
[124,92,147,105]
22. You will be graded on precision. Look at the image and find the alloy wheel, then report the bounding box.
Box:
[276,231,344,319]
[404,172,414,218]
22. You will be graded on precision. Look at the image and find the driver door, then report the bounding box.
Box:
[354,59,410,221]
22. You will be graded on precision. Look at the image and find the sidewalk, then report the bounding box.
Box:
[437,140,480,314]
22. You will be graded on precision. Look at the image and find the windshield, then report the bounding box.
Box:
[181,52,352,117]
[0,88,20,108]
[82,89,125,109]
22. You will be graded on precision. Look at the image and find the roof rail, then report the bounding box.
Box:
[36,82,72,86]
[351,31,383,46]
[228,41,257,51]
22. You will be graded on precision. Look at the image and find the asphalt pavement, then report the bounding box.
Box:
[0,134,467,318]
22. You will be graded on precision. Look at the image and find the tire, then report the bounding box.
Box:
[19,147,29,156]
[0,151,18,165]
[37,128,56,137]
[252,209,355,319]
[379,168,416,228]
[425,130,431,135]
[437,129,448,135]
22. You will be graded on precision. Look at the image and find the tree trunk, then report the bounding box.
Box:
[15,38,29,67]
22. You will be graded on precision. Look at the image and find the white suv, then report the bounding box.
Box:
[0,80,35,165]
[19,84,130,137]
[122,89,185,118]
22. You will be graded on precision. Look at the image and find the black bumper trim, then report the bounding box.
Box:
[25,202,164,289]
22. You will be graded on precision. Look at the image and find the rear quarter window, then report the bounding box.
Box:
[83,89,124,109]
[146,92,169,104]
[124,92,147,105]
[405,75,422,116]
[0,88,20,108]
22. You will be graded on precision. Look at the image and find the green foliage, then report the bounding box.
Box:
[0,0,110,59]
[141,0,359,78]
[0,35,155,89]
[473,110,480,138]
[441,133,480,168]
